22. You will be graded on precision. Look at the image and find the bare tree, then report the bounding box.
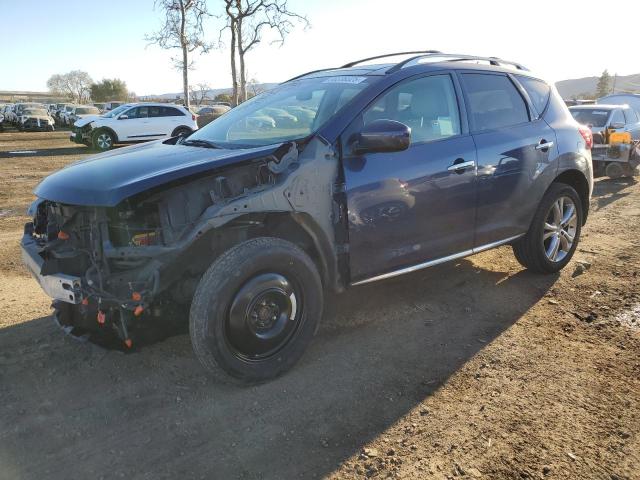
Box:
[47,71,93,103]
[221,1,308,104]
[146,0,211,109]
[189,82,212,105]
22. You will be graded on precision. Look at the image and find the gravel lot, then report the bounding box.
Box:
[0,130,638,480]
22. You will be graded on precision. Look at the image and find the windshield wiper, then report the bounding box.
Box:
[180,138,223,149]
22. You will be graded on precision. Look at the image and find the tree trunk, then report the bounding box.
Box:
[230,18,239,106]
[237,15,247,103]
[182,46,190,109]
[179,0,190,110]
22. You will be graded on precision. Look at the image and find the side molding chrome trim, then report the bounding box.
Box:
[351,234,524,286]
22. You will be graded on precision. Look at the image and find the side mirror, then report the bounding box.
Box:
[610,122,625,130]
[351,119,411,155]
[118,114,129,120]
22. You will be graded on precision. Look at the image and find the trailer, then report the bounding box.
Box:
[592,138,640,179]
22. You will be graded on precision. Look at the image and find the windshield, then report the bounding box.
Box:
[102,104,131,118]
[187,76,372,147]
[570,108,611,128]
[77,107,99,114]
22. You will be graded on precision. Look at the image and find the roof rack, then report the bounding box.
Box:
[386,53,528,73]
[284,51,528,83]
[340,50,442,68]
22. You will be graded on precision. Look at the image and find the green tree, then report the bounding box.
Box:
[90,79,129,102]
[596,70,611,98]
[214,93,232,104]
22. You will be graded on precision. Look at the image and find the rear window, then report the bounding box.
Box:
[516,76,551,118]
[570,109,610,128]
[461,73,529,131]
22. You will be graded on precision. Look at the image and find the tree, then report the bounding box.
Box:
[47,71,93,103]
[146,0,211,109]
[189,82,211,105]
[90,78,129,102]
[221,0,308,104]
[596,70,612,98]
[214,93,233,104]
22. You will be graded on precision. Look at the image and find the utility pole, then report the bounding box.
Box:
[612,73,617,94]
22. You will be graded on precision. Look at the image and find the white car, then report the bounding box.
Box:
[60,104,78,126]
[71,103,198,151]
[68,105,101,125]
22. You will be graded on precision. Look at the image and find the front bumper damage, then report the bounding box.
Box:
[70,123,93,145]
[22,137,344,349]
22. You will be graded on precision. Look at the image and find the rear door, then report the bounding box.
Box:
[342,72,478,282]
[458,71,558,247]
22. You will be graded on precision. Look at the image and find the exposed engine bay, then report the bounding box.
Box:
[21,138,345,349]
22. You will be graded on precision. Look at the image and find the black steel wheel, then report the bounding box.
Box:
[189,237,323,383]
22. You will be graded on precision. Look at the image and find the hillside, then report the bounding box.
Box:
[555,72,640,99]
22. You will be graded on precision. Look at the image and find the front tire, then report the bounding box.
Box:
[513,183,583,273]
[189,237,323,384]
[92,130,115,151]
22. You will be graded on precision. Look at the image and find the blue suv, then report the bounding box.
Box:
[22,51,593,382]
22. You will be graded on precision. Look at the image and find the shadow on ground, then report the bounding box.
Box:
[593,176,638,210]
[0,254,557,479]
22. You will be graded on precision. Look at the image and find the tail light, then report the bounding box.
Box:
[192,114,196,121]
[578,125,593,149]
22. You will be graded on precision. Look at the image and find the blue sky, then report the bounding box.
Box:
[2,0,639,95]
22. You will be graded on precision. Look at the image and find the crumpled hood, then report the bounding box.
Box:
[34,139,280,207]
[23,114,52,121]
[74,116,101,127]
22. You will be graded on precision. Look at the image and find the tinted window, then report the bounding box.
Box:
[123,107,148,119]
[161,106,184,117]
[610,109,625,125]
[623,108,638,123]
[517,76,550,118]
[363,74,461,143]
[148,106,162,118]
[461,73,529,131]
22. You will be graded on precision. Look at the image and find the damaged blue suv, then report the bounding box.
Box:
[22,52,593,383]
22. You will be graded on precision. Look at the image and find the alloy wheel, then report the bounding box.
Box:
[543,196,578,262]
[96,133,112,150]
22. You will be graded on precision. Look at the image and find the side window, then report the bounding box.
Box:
[161,107,184,117]
[122,107,138,119]
[610,109,625,126]
[362,74,461,143]
[623,108,638,123]
[516,76,551,118]
[199,108,213,114]
[148,106,162,118]
[461,73,530,131]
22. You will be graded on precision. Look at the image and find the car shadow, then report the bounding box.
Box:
[0,253,557,479]
[0,146,91,158]
[592,176,637,211]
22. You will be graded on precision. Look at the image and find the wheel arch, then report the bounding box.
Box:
[552,169,590,224]
[93,126,119,143]
[171,125,193,137]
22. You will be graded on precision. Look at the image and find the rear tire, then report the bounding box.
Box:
[172,126,192,138]
[512,183,583,273]
[605,162,624,179]
[189,237,323,384]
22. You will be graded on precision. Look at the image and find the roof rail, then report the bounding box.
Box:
[386,53,528,73]
[284,51,528,84]
[341,50,442,68]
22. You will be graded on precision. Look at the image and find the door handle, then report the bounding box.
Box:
[535,140,554,151]
[447,159,475,172]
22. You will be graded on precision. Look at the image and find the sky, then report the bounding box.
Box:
[1,0,639,95]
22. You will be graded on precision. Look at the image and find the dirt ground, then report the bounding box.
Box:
[0,130,638,480]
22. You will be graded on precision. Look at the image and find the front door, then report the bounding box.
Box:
[342,73,478,282]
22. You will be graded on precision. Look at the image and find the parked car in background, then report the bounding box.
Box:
[68,105,101,125]
[17,107,55,131]
[71,102,198,150]
[597,93,640,116]
[103,101,125,111]
[60,104,79,126]
[25,52,593,383]
[3,104,16,124]
[92,103,106,112]
[569,104,640,142]
[195,104,231,127]
[14,103,45,124]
